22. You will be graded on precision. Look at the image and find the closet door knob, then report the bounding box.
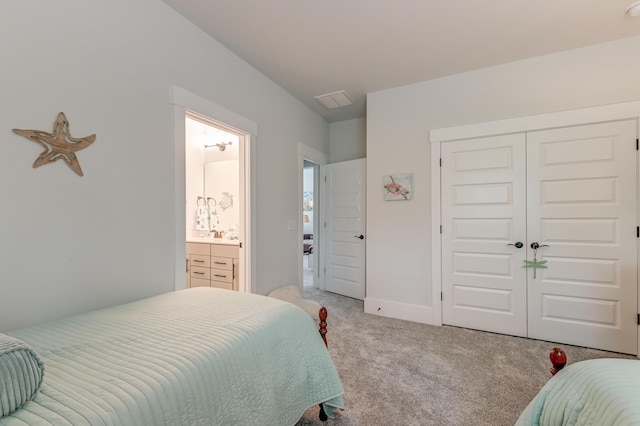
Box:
[507,242,523,248]
[354,235,364,240]
[530,242,550,249]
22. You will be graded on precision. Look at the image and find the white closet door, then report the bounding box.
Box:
[441,134,528,337]
[527,120,638,354]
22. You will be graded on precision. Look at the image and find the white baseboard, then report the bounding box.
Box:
[364,298,437,325]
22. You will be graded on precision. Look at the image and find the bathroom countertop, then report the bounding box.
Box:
[186,238,239,246]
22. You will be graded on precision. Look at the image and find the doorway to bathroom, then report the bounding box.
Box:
[173,86,255,294]
[184,113,245,291]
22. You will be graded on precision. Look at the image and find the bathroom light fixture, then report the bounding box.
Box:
[314,90,353,110]
[204,141,233,151]
[626,1,640,16]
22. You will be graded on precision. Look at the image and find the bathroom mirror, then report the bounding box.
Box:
[203,135,240,238]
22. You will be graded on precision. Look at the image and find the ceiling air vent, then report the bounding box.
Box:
[314,90,353,110]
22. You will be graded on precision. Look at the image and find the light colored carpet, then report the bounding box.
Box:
[295,262,633,425]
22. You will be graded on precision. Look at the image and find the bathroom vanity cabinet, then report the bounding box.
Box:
[186,242,239,291]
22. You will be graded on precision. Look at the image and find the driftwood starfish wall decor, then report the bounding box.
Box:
[13,112,96,176]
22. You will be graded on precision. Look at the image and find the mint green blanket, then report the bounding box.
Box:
[1,288,344,425]
[516,359,640,426]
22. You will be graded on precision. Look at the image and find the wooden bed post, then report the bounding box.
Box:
[319,307,328,348]
[318,306,329,422]
[550,347,567,376]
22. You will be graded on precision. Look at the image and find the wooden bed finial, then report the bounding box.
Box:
[319,307,328,348]
[550,347,567,376]
[318,306,329,422]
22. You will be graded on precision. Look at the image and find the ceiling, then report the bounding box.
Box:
[162,1,640,123]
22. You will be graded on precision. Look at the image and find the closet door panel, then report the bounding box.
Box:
[526,120,638,355]
[441,134,527,337]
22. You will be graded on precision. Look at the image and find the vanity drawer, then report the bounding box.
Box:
[190,277,210,288]
[186,243,210,256]
[190,254,210,268]
[191,266,210,280]
[210,244,239,258]
[210,280,232,290]
[210,268,233,283]
[211,256,233,270]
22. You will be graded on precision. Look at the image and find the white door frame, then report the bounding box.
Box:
[430,100,640,355]
[298,143,329,293]
[172,86,257,293]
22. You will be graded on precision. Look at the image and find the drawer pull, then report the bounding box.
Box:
[193,260,205,263]
[194,272,205,275]
[213,261,227,265]
[214,274,227,278]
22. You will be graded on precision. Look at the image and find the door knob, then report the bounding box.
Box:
[530,242,549,250]
[507,242,523,248]
[354,235,364,240]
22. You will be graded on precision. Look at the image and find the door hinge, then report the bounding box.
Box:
[439,158,442,167]
[636,138,639,150]
[637,313,640,325]
[637,226,639,238]
[324,176,327,182]
[440,292,443,301]
[440,225,442,234]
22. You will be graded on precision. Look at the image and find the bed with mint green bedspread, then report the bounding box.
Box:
[1,288,344,425]
[516,358,640,426]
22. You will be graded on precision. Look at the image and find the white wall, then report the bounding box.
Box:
[329,118,366,162]
[0,0,329,332]
[366,35,640,323]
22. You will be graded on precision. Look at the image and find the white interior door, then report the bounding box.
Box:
[322,159,366,300]
[527,120,638,354]
[441,134,528,336]
[441,119,638,354]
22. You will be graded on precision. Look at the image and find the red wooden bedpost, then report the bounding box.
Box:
[318,307,329,421]
[550,347,567,376]
[319,307,328,348]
